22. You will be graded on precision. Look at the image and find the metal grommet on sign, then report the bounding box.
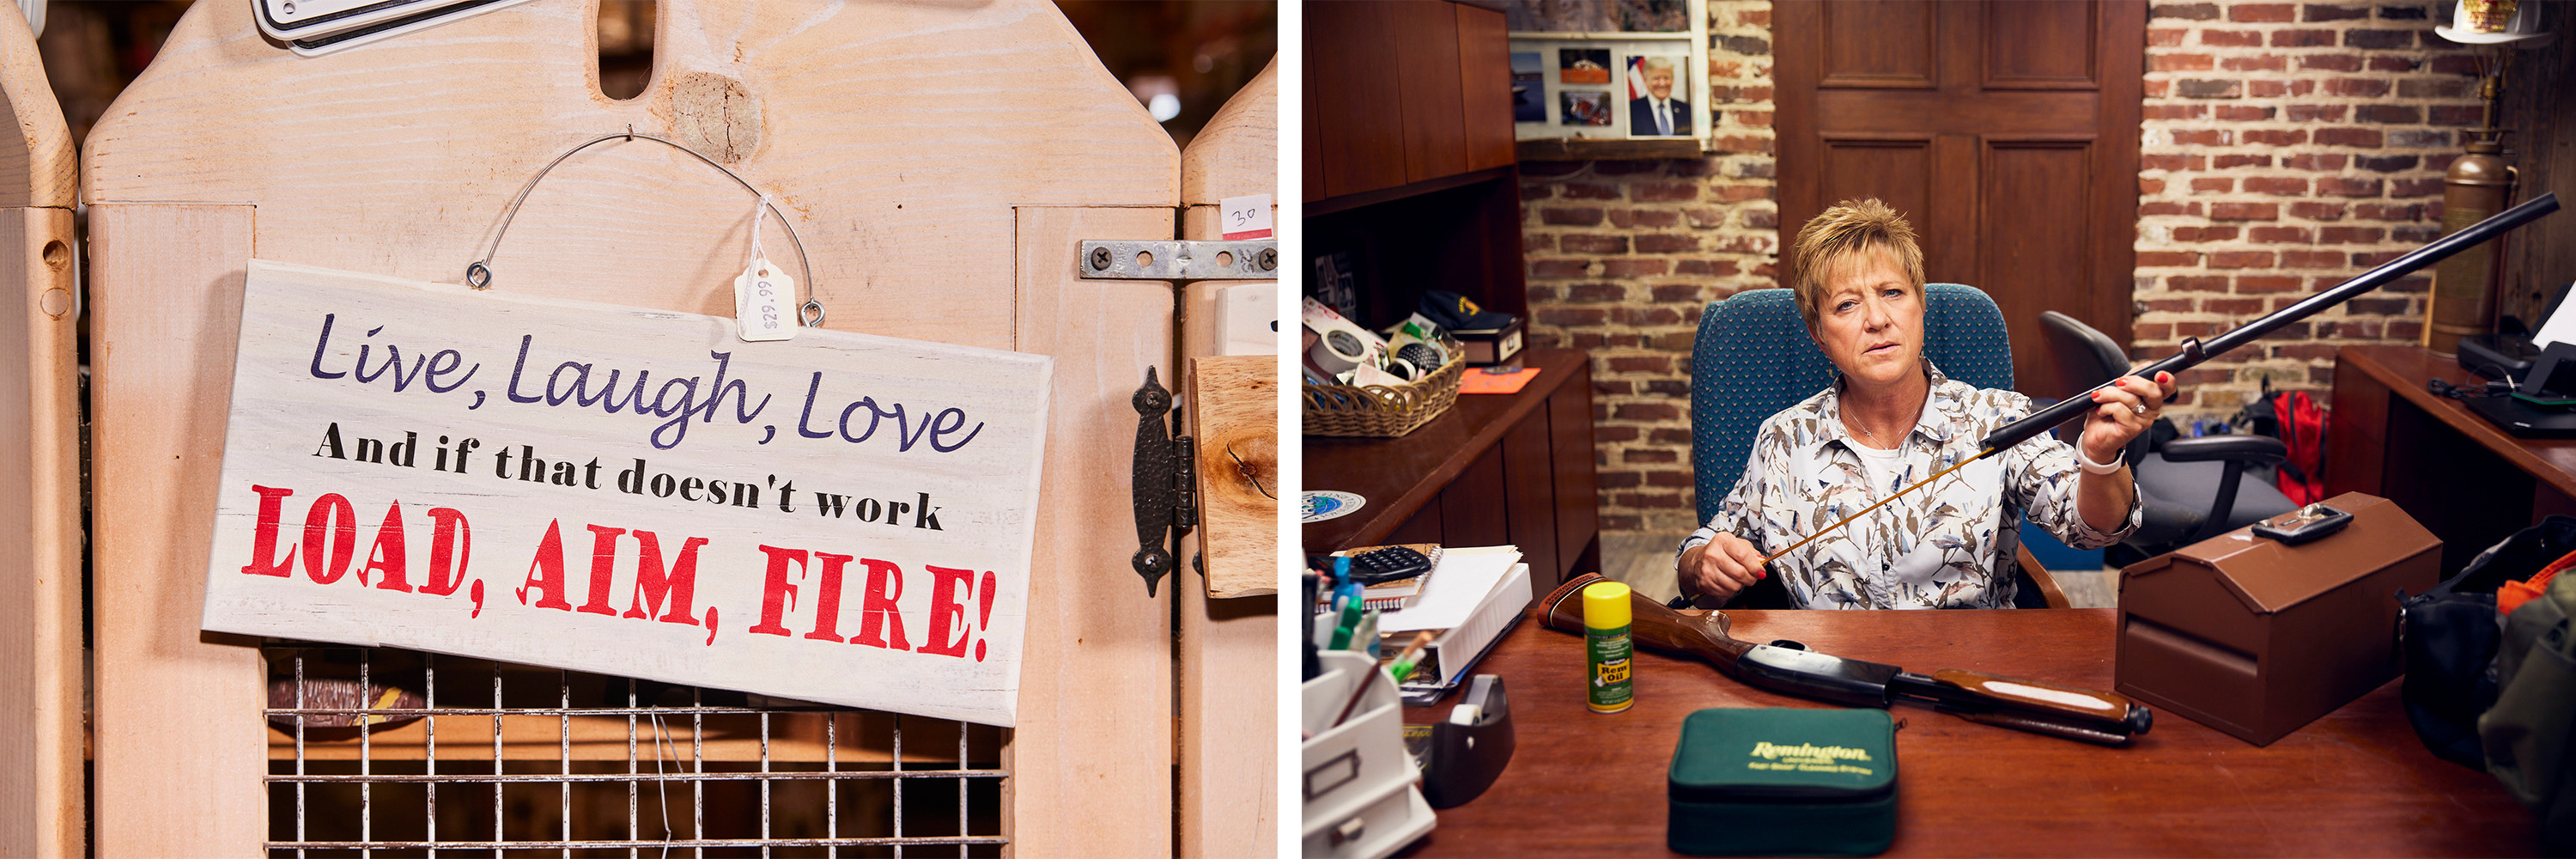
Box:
[464,261,492,289]
[800,300,825,328]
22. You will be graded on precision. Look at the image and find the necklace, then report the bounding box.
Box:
[1844,411,1892,444]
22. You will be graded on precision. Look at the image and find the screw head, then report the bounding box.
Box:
[1091,247,1112,271]
[1258,248,1278,271]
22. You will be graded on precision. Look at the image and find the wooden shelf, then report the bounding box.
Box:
[1515,137,1704,161]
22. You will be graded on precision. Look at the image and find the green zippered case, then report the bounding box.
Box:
[1668,707,1898,856]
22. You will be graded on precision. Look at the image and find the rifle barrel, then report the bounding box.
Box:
[1981,192,2560,452]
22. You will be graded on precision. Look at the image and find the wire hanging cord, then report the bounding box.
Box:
[463,125,827,328]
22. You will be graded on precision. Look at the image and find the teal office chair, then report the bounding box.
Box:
[1686,283,2068,608]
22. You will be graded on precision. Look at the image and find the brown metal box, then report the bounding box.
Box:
[2115,492,2439,746]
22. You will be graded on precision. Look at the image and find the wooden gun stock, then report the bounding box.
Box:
[1535,573,2151,746]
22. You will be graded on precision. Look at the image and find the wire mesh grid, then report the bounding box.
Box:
[262,645,1007,858]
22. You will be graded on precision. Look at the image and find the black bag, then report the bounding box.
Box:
[2401,516,2576,768]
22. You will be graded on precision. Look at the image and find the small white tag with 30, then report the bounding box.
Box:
[734,255,796,342]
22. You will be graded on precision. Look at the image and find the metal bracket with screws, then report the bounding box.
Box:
[1079,240,1278,282]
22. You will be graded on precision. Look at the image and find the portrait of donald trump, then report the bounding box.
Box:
[1627,55,1691,137]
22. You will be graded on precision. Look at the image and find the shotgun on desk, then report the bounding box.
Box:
[1537,573,2154,746]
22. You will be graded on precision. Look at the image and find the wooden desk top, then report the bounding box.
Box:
[1303,348,1587,551]
[2341,344,2576,500]
[1396,608,2537,856]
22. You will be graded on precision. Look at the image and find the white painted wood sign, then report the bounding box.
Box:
[202,260,1052,727]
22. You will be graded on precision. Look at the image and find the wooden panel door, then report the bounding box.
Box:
[1778,0,2145,399]
[82,1,1182,855]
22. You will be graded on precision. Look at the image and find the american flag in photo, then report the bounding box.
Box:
[1627,56,1646,100]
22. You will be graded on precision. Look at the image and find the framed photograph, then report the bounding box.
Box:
[1507,0,1710,150]
[1559,91,1613,126]
[1511,52,1547,122]
[1558,48,1610,84]
[1625,54,1692,137]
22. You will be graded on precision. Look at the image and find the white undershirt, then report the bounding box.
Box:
[1851,440,1902,494]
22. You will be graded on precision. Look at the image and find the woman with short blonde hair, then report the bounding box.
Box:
[1677,199,2168,608]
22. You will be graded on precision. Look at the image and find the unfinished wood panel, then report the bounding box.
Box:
[1182,58,1277,210]
[1176,572,1277,859]
[1180,57,1279,594]
[1456,3,1515,174]
[0,24,65,207]
[0,9,78,856]
[88,1,1182,852]
[1174,370,1279,859]
[1394,0,1468,185]
[86,0,1176,352]
[89,203,268,856]
[0,204,77,859]
[1189,356,1280,599]
[1005,205,1176,859]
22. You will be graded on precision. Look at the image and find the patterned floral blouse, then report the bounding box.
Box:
[1679,362,2140,609]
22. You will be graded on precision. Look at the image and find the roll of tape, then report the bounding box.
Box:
[1310,328,1369,374]
[1395,342,1444,373]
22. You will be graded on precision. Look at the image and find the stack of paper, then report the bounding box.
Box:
[1377,545,1530,703]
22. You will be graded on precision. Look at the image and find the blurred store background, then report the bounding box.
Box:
[38,0,1273,151]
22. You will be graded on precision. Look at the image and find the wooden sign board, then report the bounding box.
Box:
[200,261,1051,727]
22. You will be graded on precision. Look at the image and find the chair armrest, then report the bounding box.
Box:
[2014,545,2070,609]
[2159,435,2287,464]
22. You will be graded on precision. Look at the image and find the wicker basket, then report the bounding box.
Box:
[1302,356,1467,437]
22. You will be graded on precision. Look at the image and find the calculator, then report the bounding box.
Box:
[1343,545,1437,585]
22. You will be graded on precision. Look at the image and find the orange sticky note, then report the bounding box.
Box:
[1459,366,1540,394]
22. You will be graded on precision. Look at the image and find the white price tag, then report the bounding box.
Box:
[733,255,797,342]
[1219,192,1273,241]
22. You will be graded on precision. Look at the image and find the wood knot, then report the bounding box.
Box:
[662,71,762,164]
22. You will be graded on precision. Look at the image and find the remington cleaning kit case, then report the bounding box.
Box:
[1667,707,1897,856]
[2117,492,2439,746]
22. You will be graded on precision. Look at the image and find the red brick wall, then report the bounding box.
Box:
[1518,0,1777,534]
[2135,1,2487,415]
[1518,0,2492,538]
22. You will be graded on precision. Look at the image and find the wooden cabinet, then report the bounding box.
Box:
[1306,0,1514,200]
[1304,349,1601,587]
[1305,2,1596,583]
[1306,0,1527,332]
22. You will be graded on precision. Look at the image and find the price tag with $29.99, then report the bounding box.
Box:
[734,255,796,342]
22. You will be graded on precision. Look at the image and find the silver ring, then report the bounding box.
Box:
[2130,403,2148,416]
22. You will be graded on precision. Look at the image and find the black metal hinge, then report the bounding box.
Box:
[1130,367,1198,596]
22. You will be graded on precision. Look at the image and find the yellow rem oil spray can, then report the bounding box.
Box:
[1583,580,1633,714]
